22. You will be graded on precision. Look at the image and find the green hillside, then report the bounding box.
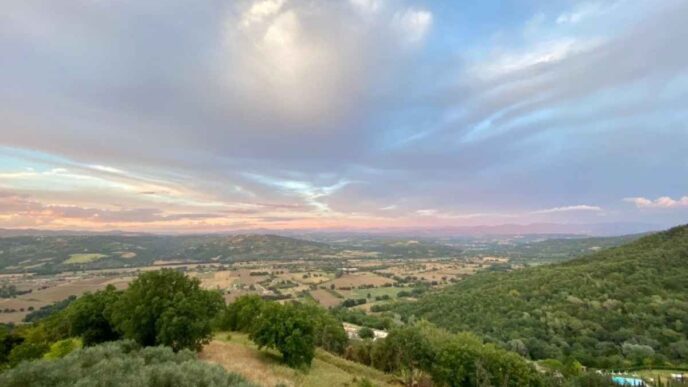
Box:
[393,224,688,369]
[0,234,339,273]
[0,234,466,273]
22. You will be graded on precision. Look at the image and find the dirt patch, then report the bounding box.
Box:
[309,289,342,308]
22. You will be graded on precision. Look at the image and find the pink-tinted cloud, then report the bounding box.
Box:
[624,196,688,209]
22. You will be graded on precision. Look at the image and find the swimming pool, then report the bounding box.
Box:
[611,376,643,386]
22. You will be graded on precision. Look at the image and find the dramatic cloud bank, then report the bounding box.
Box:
[0,0,686,232]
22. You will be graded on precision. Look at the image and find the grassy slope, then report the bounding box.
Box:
[393,225,688,366]
[200,333,399,387]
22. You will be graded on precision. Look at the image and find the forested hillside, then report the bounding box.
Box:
[393,225,688,368]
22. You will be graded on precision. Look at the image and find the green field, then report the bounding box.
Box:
[64,253,108,264]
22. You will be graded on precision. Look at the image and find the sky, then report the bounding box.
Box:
[0,0,687,233]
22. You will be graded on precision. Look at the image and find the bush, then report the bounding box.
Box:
[43,338,81,360]
[358,327,375,340]
[7,342,49,367]
[0,341,256,387]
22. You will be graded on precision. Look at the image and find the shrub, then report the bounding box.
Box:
[43,338,81,360]
[358,327,375,340]
[7,342,49,367]
[0,341,256,387]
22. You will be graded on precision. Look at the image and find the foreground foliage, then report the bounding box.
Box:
[393,225,688,368]
[0,269,228,370]
[0,340,255,387]
[218,295,348,368]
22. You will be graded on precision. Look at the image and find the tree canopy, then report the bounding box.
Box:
[393,224,688,368]
[110,269,224,351]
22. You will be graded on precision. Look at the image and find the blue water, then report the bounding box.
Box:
[611,376,643,386]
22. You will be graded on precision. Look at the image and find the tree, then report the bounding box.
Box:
[65,285,121,346]
[218,295,265,332]
[110,269,224,351]
[372,325,434,387]
[250,302,315,368]
[298,303,348,354]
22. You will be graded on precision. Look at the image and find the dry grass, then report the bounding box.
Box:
[200,333,399,387]
[309,289,342,308]
[326,273,394,289]
[197,270,237,290]
[201,338,294,387]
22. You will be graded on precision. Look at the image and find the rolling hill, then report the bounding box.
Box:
[393,224,688,368]
[0,234,340,273]
[0,233,465,273]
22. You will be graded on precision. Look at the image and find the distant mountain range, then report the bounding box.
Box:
[0,222,663,238]
[0,228,149,238]
[0,233,466,274]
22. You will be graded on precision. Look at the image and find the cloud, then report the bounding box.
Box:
[0,192,222,224]
[0,0,686,231]
[392,7,433,44]
[350,0,384,15]
[624,196,688,209]
[556,1,623,25]
[531,205,603,214]
[239,0,286,28]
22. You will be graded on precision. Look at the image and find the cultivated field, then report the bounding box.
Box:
[1,253,508,323]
